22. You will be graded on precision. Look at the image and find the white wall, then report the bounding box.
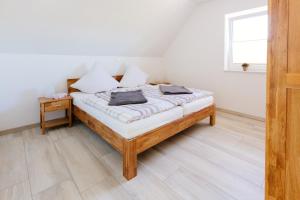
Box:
[164,0,267,118]
[0,0,269,131]
[0,54,164,131]
[0,0,196,56]
[0,0,197,131]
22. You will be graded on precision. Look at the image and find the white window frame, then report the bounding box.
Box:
[224,6,268,73]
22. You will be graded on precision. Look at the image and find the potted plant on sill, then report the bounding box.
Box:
[242,63,250,72]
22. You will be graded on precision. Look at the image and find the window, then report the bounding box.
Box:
[225,6,268,72]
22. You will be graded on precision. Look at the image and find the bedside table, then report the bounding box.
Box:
[39,96,73,134]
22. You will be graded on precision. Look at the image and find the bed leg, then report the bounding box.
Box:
[123,139,137,180]
[210,113,216,126]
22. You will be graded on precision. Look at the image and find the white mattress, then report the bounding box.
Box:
[71,92,183,139]
[183,96,214,116]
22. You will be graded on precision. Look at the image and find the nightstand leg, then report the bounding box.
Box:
[68,105,72,127]
[40,106,42,129]
[41,104,46,134]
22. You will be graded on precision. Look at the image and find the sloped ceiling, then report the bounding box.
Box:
[0,0,199,56]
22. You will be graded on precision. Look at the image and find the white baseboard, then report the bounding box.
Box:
[0,123,39,136]
[217,107,265,122]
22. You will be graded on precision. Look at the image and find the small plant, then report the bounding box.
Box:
[242,63,250,71]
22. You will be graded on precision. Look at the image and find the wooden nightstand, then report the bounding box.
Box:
[39,96,73,134]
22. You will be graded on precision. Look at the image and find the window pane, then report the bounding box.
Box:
[232,40,267,64]
[233,14,268,41]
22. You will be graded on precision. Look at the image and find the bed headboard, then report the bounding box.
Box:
[67,75,123,94]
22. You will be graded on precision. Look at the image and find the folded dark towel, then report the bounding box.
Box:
[159,85,193,95]
[108,90,148,106]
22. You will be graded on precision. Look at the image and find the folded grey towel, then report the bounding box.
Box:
[108,90,148,106]
[159,85,193,95]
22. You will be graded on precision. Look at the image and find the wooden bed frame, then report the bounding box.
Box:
[67,76,216,180]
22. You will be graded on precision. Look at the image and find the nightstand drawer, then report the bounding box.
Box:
[44,100,70,112]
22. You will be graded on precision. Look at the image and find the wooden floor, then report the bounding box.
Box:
[0,112,265,200]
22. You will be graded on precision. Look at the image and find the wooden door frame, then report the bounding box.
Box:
[266,0,288,199]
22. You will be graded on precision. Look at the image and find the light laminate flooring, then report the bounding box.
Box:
[0,112,265,200]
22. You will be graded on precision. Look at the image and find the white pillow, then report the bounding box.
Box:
[71,67,119,93]
[119,66,148,87]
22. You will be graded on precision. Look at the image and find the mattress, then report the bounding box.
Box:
[182,96,214,116]
[82,90,176,123]
[80,84,212,124]
[71,92,183,139]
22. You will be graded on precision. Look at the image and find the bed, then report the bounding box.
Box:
[67,76,216,180]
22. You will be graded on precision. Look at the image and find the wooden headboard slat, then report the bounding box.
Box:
[67,75,123,94]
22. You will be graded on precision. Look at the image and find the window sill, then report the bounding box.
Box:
[224,69,266,74]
